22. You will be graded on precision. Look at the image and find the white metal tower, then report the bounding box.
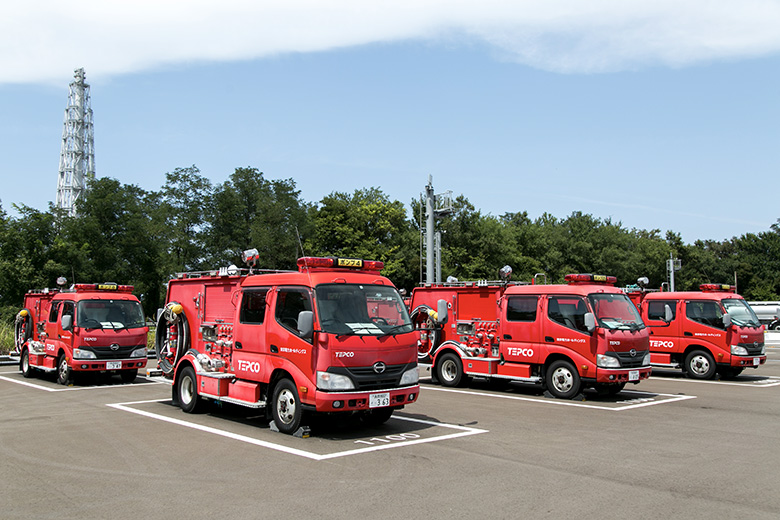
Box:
[56,68,95,216]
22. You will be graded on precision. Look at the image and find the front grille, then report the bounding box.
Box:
[84,345,142,359]
[614,350,648,368]
[738,342,764,356]
[329,363,413,391]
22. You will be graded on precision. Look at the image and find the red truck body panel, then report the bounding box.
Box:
[629,286,766,378]
[410,277,651,398]
[158,258,419,432]
[16,284,148,383]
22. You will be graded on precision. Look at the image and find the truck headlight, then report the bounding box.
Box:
[317,371,355,391]
[643,352,651,366]
[73,348,96,360]
[761,345,765,355]
[400,366,419,386]
[597,354,621,368]
[731,345,748,356]
[131,347,148,358]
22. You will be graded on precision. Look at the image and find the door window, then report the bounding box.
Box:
[506,296,538,322]
[240,288,269,324]
[547,296,589,333]
[647,300,676,321]
[686,300,725,329]
[275,288,312,335]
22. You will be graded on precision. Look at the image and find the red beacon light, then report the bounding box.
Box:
[297,257,384,272]
[565,273,617,286]
[699,283,736,293]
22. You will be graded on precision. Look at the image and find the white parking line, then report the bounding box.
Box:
[421,385,697,411]
[0,374,165,392]
[649,375,780,388]
[107,399,488,460]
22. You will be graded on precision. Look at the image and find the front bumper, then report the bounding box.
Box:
[593,366,652,384]
[312,385,420,412]
[70,358,147,372]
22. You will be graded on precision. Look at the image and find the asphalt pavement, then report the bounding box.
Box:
[1,335,779,519]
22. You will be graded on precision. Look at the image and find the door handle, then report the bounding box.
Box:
[503,334,512,340]
[684,332,693,337]
[235,342,243,350]
[270,345,279,353]
[545,336,554,343]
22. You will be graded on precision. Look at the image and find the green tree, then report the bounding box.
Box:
[207,168,312,269]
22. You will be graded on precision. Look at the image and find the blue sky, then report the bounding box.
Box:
[1,2,779,244]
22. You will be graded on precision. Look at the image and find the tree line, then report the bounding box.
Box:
[1,165,779,322]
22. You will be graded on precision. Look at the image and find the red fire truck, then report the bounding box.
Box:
[156,251,421,434]
[409,273,651,398]
[626,284,766,379]
[15,282,149,384]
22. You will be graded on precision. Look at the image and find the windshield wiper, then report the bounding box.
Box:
[379,324,412,337]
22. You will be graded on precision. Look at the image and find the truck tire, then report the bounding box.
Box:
[437,352,465,387]
[271,378,302,434]
[545,360,581,399]
[57,354,72,386]
[685,350,716,380]
[361,407,394,427]
[177,366,203,413]
[120,369,138,384]
[20,349,34,379]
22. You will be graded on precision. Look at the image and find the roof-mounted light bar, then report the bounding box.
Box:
[72,283,134,293]
[297,257,384,272]
[564,273,617,286]
[699,283,736,293]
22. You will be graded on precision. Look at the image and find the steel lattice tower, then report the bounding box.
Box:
[56,68,95,216]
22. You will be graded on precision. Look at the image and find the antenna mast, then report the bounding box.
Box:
[56,68,95,217]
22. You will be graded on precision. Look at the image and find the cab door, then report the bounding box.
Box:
[542,295,595,363]
[643,299,681,362]
[59,301,76,355]
[232,287,271,382]
[266,286,315,382]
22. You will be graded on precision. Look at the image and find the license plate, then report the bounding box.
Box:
[369,392,390,408]
[628,370,639,381]
[753,357,760,366]
[106,361,122,370]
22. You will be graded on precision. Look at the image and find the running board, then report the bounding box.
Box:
[200,392,267,409]
[651,362,681,369]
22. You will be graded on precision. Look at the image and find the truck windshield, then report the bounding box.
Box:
[315,284,413,336]
[722,299,761,327]
[76,300,146,330]
[588,293,645,331]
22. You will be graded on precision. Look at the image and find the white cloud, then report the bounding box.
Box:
[3,0,780,84]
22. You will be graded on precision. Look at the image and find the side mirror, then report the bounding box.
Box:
[722,313,732,329]
[297,310,314,340]
[61,315,73,331]
[437,299,448,325]
[584,312,596,333]
[664,304,674,323]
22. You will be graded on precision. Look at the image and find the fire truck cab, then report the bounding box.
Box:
[15,282,148,384]
[157,252,421,434]
[410,273,652,399]
[629,284,766,379]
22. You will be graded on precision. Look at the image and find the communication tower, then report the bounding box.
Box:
[420,175,453,284]
[56,68,95,216]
